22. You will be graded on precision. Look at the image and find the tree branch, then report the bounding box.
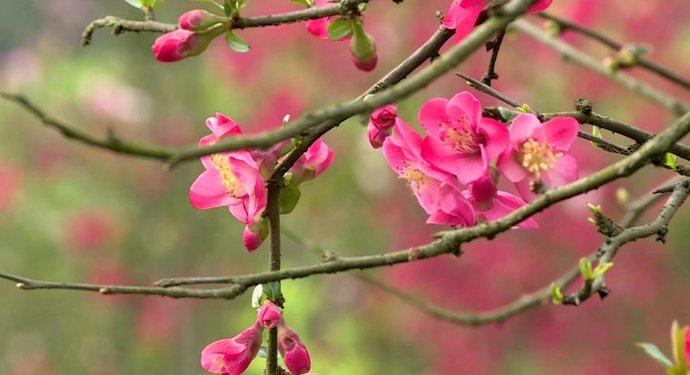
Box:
[81,0,368,46]
[511,20,689,117]
[536,12,690,92]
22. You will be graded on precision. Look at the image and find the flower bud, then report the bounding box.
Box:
[349,18,377,72]
[257,301,283,330]
[152,27,224,62]
[287,139,334,185]
[243,218,269,253]
[178,9,226,31]
[278,323,311,375]
[200,322,263,374]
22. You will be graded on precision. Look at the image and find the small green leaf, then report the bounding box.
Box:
[279,186,301,214]
[662,152,678,170]
[591,262,613,279]
[223,0,232,17]
[328,18,353,41]
[262,282,282,301]
[579,258,594,282]
[225,31,250,53]
[291,0,313,6]
[516,104,531,113]
[591,126,603,148]
[637,342,673,368]
[124,0,144,9]
[497,107,517,122]
[550,282,563,305]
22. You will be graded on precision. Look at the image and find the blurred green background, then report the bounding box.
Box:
[1,1,690,374]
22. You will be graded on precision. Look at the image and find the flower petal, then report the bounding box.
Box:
[479,117,509,160]
[509,113,540,146]
[497,150,527,183]
[542,117,579,151]
[418,98,449,139]
[189,170,236,209]
[447,91,483,129]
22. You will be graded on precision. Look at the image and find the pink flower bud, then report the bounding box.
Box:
[257,301,283,330]
[242,218,268,253]
[278,324,311,375]
[349,18,377,72]
[287,139,334,185]
[151,27,223,63]
[367,105,397,148]
[178,9,226,31]
[200,322,263,375]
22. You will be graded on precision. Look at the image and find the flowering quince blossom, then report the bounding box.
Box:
[462,175,538,229]
[151,27,223,62]
[419,91,508,184]
[287,138,334,185]
[367,105,397,148]
[200,322,263,375]
[383,118,475,226]
[257,301,283,330]
[278,322,312,375]
[443,0,553,41]
[189,113,267,251]
[178,9,225,31]
[497,113,579,199]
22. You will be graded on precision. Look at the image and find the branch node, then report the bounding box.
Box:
[575,98,593,115]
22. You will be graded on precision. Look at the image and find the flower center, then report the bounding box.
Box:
[520,139,563,178]
[398,163,432,192]
[441,117,483,154]
[211,153,245,198]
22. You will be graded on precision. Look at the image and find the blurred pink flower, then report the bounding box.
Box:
[497,113,579,199]
[201,322,263,375]
[419,91,508,184]
[0,162,22,214]
[190,113,267,228]
[443,0,553,41]
[367,105,397,148]
[63,210,119,251]
[257,301,283,330]
[288,138,334,185]
[383,118,475,226]
[685,328,690,364]
[278,323,311,375]
[152,28,222,62]
[463,175,537,229]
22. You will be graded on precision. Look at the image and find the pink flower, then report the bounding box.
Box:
[383,119,475,226]
[418,92,508,184]
[367,105,397,148]
[278,323,311,375]
[200,322,263,375]
[152,27,223,62]
[243,218,268,253]
[189,113,267,227]
[306,0,347,41]
[443,0,553,41]
[288,138,334,185]
[497,114,579,199]
[178,9,225,31]
[462,175,538,229]
[257,301,283,330]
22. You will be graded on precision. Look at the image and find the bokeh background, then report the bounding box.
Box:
[1,1,690,374]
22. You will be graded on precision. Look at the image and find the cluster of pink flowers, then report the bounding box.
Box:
[201,301,312,375]
[305,0,377,71]
[443,0,553,41]
[368,91,579,228]
[189,113,334,252]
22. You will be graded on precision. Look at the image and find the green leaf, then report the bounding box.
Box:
[262,282,282,301]
[591,126,603,148]
[124,0,144,9]
[637,343,673,368]
[591,262,613,279]
[328,19,353,41]
[291,0,313,5]
[662,152,678,170]
[279,186,301,214]
[579,258,594,281]
[516,104,531,113]
[497,107,517,122]
[225,31,250,53]
[550,283,563,305]
[223,0,232,17]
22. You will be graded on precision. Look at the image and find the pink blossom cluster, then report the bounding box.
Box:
[443,0,553,41]
[189,113,334,252]
[368,92,579,228]
[201,301,312,375]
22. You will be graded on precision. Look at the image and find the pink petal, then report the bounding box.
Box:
[542,117,579,151]
[509,114,540,146]
[206,113,242,138]
[543,153,579,187]
[449,0,484,40]
[418,98,449,139]
[514,179,537,202]
[528,0,553,13]
[494,192,539,229]
[420,136,458,175]
[306,19,329,40]
[382,141,408,177]
[447,91,483,129]
[479,117,509,160]
[393,118,424,157]
[455,146,488,184]
[442,1,460,29]
[497,150,527,183]
[189,170,236,209]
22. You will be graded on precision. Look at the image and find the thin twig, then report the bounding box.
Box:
[482,30,506,86]
[537,12,690,92]
[511,20,689,117]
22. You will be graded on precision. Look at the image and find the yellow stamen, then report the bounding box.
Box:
[520,139,562,178]
[211,153,244,197]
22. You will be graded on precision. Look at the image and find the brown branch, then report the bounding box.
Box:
[537,12,690,92]
[512,20,689,117]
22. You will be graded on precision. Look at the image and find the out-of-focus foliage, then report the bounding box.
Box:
[1,1,690,374]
